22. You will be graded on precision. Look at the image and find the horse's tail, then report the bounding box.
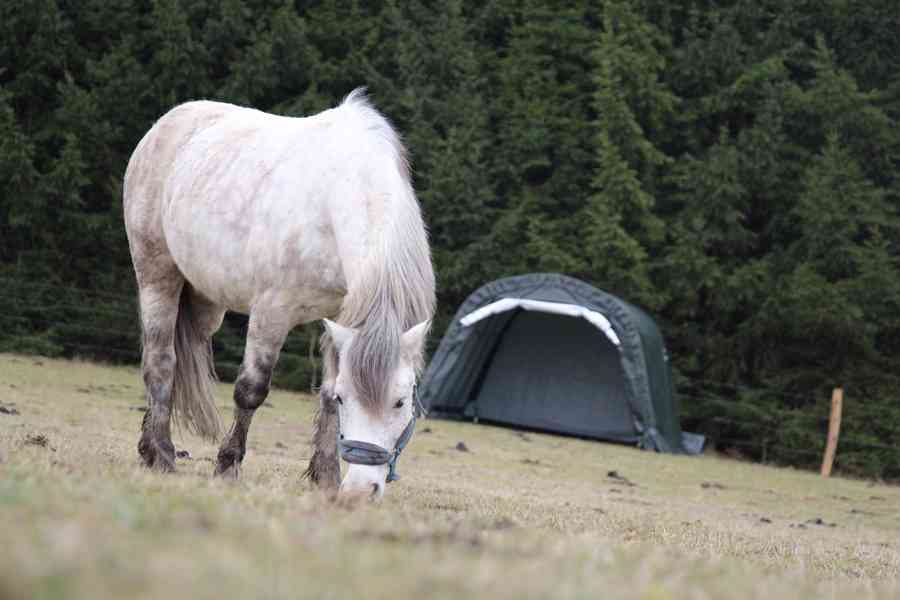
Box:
[171,286,221,441]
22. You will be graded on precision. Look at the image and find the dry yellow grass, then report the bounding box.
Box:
[1,353,898,599]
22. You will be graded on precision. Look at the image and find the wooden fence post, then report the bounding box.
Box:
[820,387,844,477]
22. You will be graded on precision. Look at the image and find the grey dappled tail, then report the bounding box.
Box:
[170,286,222,440]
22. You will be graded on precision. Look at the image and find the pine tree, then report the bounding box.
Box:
[581,0,676,306]
[145,0,211,108]
[485,2,597,280]
[0,89,39,268]
[752,130,900,396]
[396,1,496,302]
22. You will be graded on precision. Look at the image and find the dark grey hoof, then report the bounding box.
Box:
[138,436,176,472]
[214,447,243,479]
[214,462,241,479]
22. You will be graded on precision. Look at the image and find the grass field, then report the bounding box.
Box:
[1,353,899,599]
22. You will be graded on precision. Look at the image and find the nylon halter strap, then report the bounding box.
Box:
[337,386,426,483]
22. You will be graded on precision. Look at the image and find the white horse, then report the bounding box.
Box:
[123,89,435,499]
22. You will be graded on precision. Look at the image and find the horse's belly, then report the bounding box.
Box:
[166,221,257,312]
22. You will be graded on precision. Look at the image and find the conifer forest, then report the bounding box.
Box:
[2,1,900,477]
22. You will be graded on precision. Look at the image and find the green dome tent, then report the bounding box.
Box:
[420,274,704,454]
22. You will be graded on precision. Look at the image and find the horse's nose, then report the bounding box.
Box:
[339,465,387,501]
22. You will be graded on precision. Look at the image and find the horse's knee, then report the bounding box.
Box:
[234,360,273,411]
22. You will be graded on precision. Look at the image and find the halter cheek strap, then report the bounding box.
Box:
[385,414,416,482]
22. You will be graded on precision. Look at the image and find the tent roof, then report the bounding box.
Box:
[421,273,697,454]
[459,297,621,346]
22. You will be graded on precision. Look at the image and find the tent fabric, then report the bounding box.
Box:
[420,273,703,454]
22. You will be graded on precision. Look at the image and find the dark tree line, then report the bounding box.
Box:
[2,0,899,477]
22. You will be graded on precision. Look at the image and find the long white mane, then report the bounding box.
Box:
[324,90,435,409]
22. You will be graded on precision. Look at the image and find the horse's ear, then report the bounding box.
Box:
[401,320,430,357]
[323,319,355,353]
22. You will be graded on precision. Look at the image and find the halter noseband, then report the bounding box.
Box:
[338,386,425,483]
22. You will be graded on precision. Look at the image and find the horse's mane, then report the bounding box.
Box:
[340,88,412,180]
[323,89,435,411]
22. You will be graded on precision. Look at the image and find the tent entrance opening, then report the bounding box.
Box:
[472,311,637,441]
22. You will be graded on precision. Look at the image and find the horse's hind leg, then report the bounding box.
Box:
[136,273,184,472]
[214,308,290,478]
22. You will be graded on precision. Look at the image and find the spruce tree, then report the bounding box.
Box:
[582,0,675,306]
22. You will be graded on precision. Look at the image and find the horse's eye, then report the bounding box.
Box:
[335,395,343,405]
[393,399,405,409]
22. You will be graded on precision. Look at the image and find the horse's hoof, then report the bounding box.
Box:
[151,459,176,473]
[138,438,176,472]
[214,461,241,479]
[141,451,176,472]
[214,447,243,479]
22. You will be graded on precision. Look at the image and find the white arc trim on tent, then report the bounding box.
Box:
[459,298,621,347]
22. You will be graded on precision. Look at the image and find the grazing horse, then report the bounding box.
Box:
[123,90,435,499]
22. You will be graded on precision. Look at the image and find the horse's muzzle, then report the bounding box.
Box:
[337,413,418,482]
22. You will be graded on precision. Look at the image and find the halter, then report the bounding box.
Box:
[338,386,426,483]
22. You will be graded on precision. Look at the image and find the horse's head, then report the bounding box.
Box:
[323,318,430,500]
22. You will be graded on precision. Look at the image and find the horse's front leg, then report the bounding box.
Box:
[214,309,289,478]
[304,387,341,492]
